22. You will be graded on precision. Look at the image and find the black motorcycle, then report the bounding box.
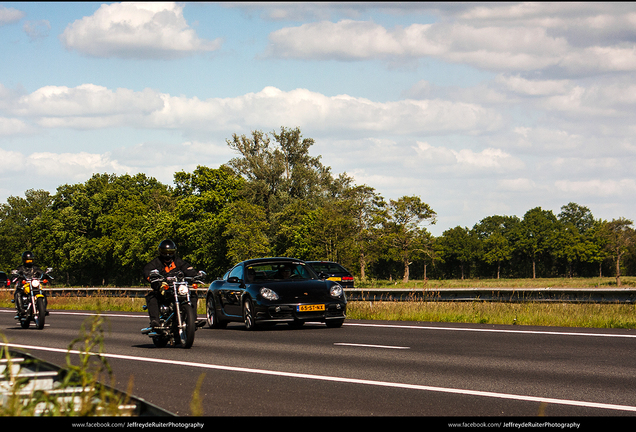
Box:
[141,270,206,348]
[11,268,53,330]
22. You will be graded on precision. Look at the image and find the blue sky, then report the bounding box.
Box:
[1,2,636,236]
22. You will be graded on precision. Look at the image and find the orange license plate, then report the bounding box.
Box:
[297,304,325,312]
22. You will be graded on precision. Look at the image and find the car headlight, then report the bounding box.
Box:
[260,287,279,301]
[330,284,343,298]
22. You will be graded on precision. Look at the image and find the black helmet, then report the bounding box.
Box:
[158,240,177,261]
[22,251,35,267]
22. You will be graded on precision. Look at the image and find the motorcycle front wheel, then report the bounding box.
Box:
[35,297,46,330]
[152,336,169,348]
[177,304,196,349]
[20,315,31,329]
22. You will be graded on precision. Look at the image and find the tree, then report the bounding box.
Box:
[172,165,244,276]
[343,185,387,280]
[472,215,519,279]
[226,127,333,217]
[555,203,597,277]
[604,218,635,287]
[515,207,558,278]
[224,200,271,263]
[0,189,52,270]
[558,202,595,233]
[226,127,355,266]
[46,173,176,285]
[271,126,333,201]
[438,226,478,280]
[271,199,319,260]
[383,196,436,282]
[586,220,610,277]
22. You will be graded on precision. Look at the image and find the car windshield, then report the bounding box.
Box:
[245,262,316,282]
[310,262,347,273]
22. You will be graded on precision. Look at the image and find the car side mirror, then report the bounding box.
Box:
[227,276,240,284]
[319,272,327,280]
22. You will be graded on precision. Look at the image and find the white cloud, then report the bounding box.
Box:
[26,151,131,180]
[0,138,238,204]
[555,179,636,197]
[145,86,503,135]
[267,20,444,60]
[497,178,537,192]
[15,84,164,117]
[264,5,636,76]
[0,117,30,136]
[495,74,570,96]
[0,5,24,25]
[2,83,502,136]
[266,19,567,71]
[60,2,222,59]
[0,147,26,170]
[413,141,524,173]
[510,127,583,153]
[23,20,51,41]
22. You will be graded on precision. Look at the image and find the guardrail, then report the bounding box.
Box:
[3,287,636,303]
[0,347,173,416]
[345,287,636,303]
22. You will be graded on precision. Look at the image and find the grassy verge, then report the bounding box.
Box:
[347,301,636,329]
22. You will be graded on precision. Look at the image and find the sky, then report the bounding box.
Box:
[1,2,635,236]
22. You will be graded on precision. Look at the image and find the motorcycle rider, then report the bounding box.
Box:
[142,240,200,328]
[12,251,48,317]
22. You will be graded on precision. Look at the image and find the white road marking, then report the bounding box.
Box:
[4,308,636,338]
[334,343,410,350]
[3,341,636,413]
[345,322,636,338]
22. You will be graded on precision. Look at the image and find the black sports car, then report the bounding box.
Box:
[307,261,354,288]
[206,257,347,330]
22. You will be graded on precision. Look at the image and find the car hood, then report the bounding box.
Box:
[259,279,338,302]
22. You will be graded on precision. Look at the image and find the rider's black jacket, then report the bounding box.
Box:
[13,265,44,284]
[143,257,198,290]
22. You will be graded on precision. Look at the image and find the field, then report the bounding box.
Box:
[1,277,635,329]
[356,276,636,289]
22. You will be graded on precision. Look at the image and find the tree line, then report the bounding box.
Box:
[1,127,635,286]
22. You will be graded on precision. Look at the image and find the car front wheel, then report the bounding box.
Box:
[243,299,257,331]
[206,295,226,329]
[326,319,344,328]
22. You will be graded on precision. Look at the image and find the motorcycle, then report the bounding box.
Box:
[141,269,206,349]
[11,268,53,330]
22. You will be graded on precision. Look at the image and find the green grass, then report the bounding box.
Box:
[347,300,636,328]
[356,276,636,289]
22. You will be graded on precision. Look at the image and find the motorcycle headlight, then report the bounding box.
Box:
[330,284,343,298]
[260,287,279,301]
[178,285,189,296]
[31,280,40,288]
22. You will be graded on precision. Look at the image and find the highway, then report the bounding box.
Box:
[1,307,636,419]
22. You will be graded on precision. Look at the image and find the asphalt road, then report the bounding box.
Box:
[1,307,636,420]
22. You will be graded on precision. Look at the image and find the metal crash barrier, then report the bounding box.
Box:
[0,348,173,416]
[3,287,636,303]
[344,287,636,303]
